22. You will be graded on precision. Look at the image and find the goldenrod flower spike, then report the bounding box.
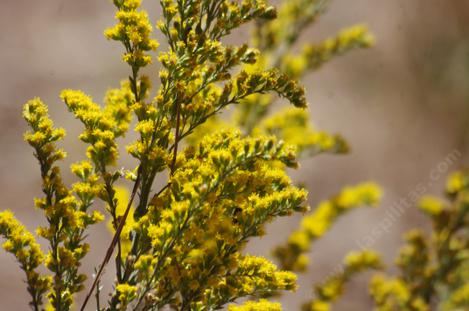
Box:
[283,25,375,77]
[105,0,159,69]
[274,183,382,271]
[255,107,349,157]
[0,210,51,311]
[23,98,103,311]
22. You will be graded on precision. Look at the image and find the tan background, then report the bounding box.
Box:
[1,0,469,310]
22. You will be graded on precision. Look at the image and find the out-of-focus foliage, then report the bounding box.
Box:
[370,171,469,311]
[274,183,381,272]
[303,250,382,311]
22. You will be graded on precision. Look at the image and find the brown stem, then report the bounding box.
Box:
[116,233,123,282]
[170,100,182,175]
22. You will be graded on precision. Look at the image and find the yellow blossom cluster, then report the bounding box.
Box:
[123,131,307,309]
[304,250,382,311]
[103,80,135,136]
[71,160,103,212]
[274,183,382,271]
[60,84,137,271]
[446,170,469,194]
[370,275,427,311]
[60,89,131,169]
[116,283,138,309]
[23,98,66,170]
[229,299,282,311]
[206,255,297,306]
[0,210,51,309]
[370,171,469,310]
[283,25,374,77]
[105,0,159,68]
[418,195,445,216]
[255,107,348,157]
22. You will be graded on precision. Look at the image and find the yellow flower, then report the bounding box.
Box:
[418,196,444,216]
[229,299,282,311]
[116,283,138,307]
[446,171,467,194]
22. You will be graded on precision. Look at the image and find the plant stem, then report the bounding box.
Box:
[170,99,182,175]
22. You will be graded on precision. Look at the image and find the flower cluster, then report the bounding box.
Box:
[23,98,104,311]
[116,283,138,310]
[126,131,307,309]
[229,299,282,311]
[370,171,469,311]
[282,25,374,77]
[254,107,349,157]
[274,183,382,271]
[304,250,382,311]
[205,255,297,310]
[0,210,51,310]
[60,88,131,169]
[104,0,159,68]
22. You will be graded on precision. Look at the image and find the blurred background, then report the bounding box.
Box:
[1,0,468,310]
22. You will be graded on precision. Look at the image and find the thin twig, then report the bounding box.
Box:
[116,229,123,282]
[94,268,101,311]
[170,100,182,175]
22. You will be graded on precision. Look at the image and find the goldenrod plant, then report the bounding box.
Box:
[0,0,382,310]
[369,171,469,311]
